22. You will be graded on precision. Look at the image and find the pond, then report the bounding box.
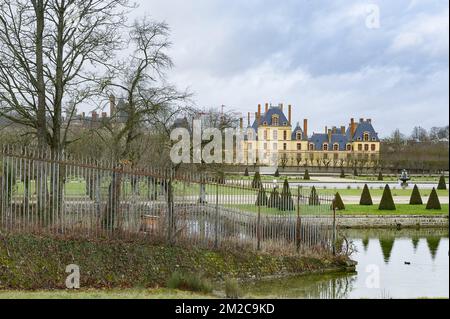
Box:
[244,228,449,299]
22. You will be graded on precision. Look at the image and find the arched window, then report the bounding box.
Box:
[333,143,339,151]
[323,143,329,151]
[309,143,315,151]
[346,144,352,151]
[272,115,279,126]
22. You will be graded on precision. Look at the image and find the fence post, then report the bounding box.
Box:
[214,182,219,249]
[332,199,337,256]
[296,187,301,253]
[257,203,261,251]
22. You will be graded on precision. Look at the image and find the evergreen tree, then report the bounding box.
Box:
[426,188,442,210]
[359,184,373,206]
[303,170,311,180]
[267,187,281,208]
[255,185,268,206]
[244,167,249,177]
[409,185,423,205]
[274,168,280,178]
[340,169,345,178]
[353,168,358,176]
[251,172,262,189]
[379,184,396,210]
[308,186,320,206]
[279,179,295,211]
[378,172,383,181]
[333,192,345,210]
[437,175,447,190]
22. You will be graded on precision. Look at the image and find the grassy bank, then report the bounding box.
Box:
[0,233,348,290]
[339,204,449,216]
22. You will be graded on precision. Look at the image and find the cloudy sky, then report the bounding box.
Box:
[133,0,449,137]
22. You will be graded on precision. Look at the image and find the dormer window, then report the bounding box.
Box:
[272,115,279,126]
[333,144,339,151]
[357,137,362,141]
[296,132,302,141]
[372,137,377,141]
[309,143,315,151]
[363,132,370,142]
[323,143,329,151]
[263,121,268,126]
[346,144,352,151]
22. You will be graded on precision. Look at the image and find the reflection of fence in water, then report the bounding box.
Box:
[0,146,335,254]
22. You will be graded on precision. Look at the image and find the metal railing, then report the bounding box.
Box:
[0,146,336,254]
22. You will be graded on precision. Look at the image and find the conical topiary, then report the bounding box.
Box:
[378,172,383,181]
[244,167,249,177]
[251,172,262,189]
[409,185,423,205]
[359,184,373,206]
[340,169,345,178]
[255,185,268,206]
[274,168,280,177]
[267,187,281,208]
[303,170,310,180]
[437,175,447,190]
[333,192,345,210]
[426,188,441,210]
[308,186,320,206]
[353,168,358,176]
[379,185,396,210]
[279,179,295,211]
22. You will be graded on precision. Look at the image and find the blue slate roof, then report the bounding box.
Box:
[252,107,290,130]
[309,133,350,151]
[291,123,306,140]
[347,120,380,142]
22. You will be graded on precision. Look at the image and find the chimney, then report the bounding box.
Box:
[248,112,251,126]
[360,118,364,123]
[328,129,332,143]
[332,126,337,134]
[325,126,328,134]
[350,118,356,139]
[303,119,308,139]
[367,118,372,124]
[240,118,243,129]
[109,94,116,116]
[280,103,284,112]
[265,103,269,114]
[258,104,262,123]
[288,105,292,124]
[341,126,346,135]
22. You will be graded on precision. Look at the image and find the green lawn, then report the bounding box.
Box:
[309,188,449,198]
[0,288,214,299]
[347,175,443,182]
[339,204,449,216]
[226,204,332,216]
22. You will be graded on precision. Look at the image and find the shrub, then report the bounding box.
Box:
[359,184,373,206]
[308,186,320,206]
[255,185,268,206]
[279,179,295,211]
[378,172,383,181]
[167,272,213,294]
[251,172,262,189]
[333,192,345,210]
[267,188,281,208]
[409,185,423,205]
[244,167,249,177]
[437,175,447,190]
[353,168,358,176]
[274,169,280,178]
[225,279,243,299]
[426,188,442,210]
[379,185,396,210]
[303,170,310,180]
[340,169,345,178]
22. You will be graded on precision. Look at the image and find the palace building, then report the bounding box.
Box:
[242,103,381,168]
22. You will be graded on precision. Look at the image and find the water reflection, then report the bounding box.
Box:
[246,228,449,299]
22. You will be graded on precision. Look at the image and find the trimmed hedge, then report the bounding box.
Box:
[255,185,268,206]
[379,185,396,211]
[409,185,423,205]
[267,188,281,208]
[251,172,262,189]
[244,167,249,177]
[378,172,383,181]
[274,169,280,178]
[279,179,295,211]
[333,192,345,211]
[340,170,345,178]
[308,186,320,206]
[303,170,311,181]
[437,175,447,190]
[359,184,373,206]
[426,188,442,210]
